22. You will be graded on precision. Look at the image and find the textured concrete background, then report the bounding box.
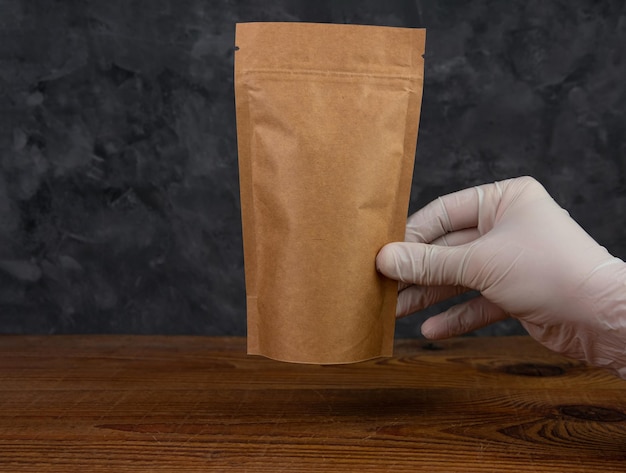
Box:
[0,0,624,336]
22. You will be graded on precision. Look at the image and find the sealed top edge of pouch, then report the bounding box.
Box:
[235,22,425,76]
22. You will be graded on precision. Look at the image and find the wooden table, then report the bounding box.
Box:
[0,336,625,472]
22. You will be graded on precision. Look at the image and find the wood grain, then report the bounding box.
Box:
[0,336,625,472]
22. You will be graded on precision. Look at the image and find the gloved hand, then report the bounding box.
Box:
[376,176,626,378]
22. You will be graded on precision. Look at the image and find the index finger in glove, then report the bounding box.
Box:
[405,187,480,243]
[405,180,507,244]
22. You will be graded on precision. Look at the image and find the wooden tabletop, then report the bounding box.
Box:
[0,336,625,472]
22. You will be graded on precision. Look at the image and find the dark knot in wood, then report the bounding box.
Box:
[500,363,566,377]
[558,405,626,422]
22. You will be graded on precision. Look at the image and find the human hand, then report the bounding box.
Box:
[377,176,626,378]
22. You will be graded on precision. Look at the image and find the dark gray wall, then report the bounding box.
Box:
[0,0,624,336]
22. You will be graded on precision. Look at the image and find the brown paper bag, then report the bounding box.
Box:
[235,22,425,364]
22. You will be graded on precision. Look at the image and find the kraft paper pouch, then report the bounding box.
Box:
[235,22,425,364]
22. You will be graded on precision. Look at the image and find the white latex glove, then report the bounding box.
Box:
[377,176,626,378]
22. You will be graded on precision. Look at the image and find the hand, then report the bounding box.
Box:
[376,176,626,378]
